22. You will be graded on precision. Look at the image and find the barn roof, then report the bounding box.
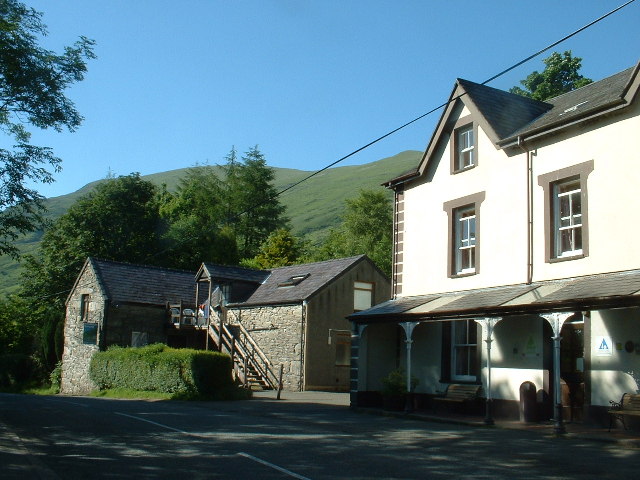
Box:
[83,258,197,307]
[227,255,370,307]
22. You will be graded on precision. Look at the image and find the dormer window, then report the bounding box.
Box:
[450,117,478,173]
[278,273,310,288]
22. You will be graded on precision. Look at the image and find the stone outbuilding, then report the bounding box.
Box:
[194,255,390,391]
[60,258,198,395]
[62,255,390,395]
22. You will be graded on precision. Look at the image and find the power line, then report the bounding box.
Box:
[275,0,636,199]
[141,0,637,265]
[28,0,636,302]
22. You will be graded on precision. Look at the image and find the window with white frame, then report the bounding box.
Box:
[444,192,485,277]
[451,320,478,381]
[538,161,593,263]
[455,206,476,274]
[553,178,582,257]
[456,125,475,170]
[353,281,374,311]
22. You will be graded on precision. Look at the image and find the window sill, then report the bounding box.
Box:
[452,164,476,175]
[450,270,477,279]
[549,252,586,263]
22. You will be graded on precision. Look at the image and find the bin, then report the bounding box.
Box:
[520,381,538,423]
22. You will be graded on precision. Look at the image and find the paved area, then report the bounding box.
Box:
[2,391,639,479]
[254,390,640,448]
[252,390,351,405]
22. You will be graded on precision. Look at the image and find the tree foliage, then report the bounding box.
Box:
[0,0,95,257]
[221,146,288,259]
[0,294,35,355]
[159,166,239,270]
[315,189,392,277]
[21,174,161,311]
[242,228,305,269]
[160,146,288,266]
[509,51,592,101]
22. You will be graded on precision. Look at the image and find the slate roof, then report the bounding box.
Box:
[458,78,551,141]
[501,65,638,144]
[85,258,197,307]
[228,255,369,307]
[198,263,270,284]
[349,268,640,323]
[385,61,639,187]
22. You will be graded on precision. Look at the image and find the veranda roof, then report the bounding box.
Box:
[349,268,640,324]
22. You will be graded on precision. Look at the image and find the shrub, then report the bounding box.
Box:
[381,369,418,396]
[49,361,62,394]
[89,344,233,396]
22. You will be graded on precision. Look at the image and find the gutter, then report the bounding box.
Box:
[348,294,640,325]
[499,98,628,149]
[382,168,420,190]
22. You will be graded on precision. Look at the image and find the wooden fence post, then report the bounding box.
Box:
[219,315,223,352]
[276,364,284,400]
[244,356,248,389]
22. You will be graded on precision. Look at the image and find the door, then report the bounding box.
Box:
[560,320,585,421]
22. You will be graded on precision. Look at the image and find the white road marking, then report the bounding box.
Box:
[115,412,188,434]
[238,452,311,480]
[46,398,90,408]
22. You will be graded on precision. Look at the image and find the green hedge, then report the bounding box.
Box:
[89,344,233,395]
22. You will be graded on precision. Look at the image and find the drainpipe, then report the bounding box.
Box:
[517,136,533,284]
[300,300,308,392]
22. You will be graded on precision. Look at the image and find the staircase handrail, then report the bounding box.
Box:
[222,323,278,390]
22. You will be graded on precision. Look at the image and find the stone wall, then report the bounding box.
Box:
[60,264,104,395]
[227,304,304,391]
[61,263,174,395]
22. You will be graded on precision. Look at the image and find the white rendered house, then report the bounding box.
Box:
[350,61,640,428]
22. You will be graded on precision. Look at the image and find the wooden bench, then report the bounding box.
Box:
[608,393,640,431]
[433,384,482,412]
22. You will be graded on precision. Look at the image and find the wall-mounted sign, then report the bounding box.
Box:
[595,336,613,356]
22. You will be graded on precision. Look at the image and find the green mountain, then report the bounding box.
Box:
[0,150,421,297]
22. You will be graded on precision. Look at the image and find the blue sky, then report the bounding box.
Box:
[23,0,640,198]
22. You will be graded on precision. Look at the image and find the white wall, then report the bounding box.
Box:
[532,101,640,281]
[401,109,529,296]
[484,317,547,401]
[400,97,640,296]
[589,307,640,406]
[410,322,444,394]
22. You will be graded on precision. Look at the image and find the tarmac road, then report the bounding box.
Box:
[1,392,639,479]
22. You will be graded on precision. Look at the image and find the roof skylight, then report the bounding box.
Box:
[559,101,589,116]
[278,273,310,287]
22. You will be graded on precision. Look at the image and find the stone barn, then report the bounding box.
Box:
[194,255,391,392]
[60,258,199,395]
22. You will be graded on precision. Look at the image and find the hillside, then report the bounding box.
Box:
[0,150,421,297]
